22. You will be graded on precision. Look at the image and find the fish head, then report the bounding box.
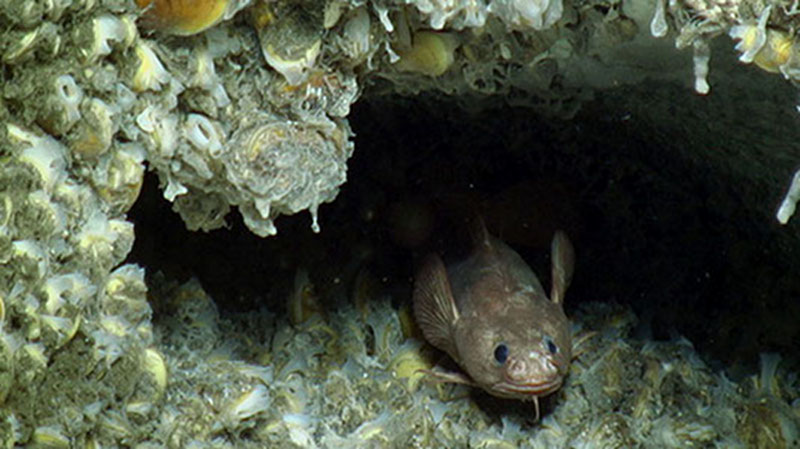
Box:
[453,297,572,400]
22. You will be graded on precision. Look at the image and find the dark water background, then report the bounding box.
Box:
[128,85,800,378]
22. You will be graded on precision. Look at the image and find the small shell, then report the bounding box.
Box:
[31,425,70,449]
[74,211,118,260]
[221,385,270,429]
[11,240,50,283]
[19,343,48,372]
[136,0,229,36]
[2,24,57,64]
[69,98,117,158]
[99,410,133,439]
[262,40,322,87]
[52,183,96,226]
[102,264,148,309]
[37,75,84,136]
[2,1,46,28]
[492,0,564,31]
[395,32,459,77]
[184,113,225,158]
[25,190,67,238]
[0,332,16,404]
[570,414,635,448]
[136,105,180,158]
[56,75,84,125]
[79,15,138,63]
[0,193,12,228]
[91,143,146,214]
[256,3,324,85]
[8,124,67,192]
[752,29,794,73]
[42,273,95,315]
[99,315,130,338]
[729,6,772,64]
[40,314,82,349]
[340,8,372,61]
[190,48,231,107]
[651,416,716,447]
[142,348,169,395]
[324,0,347,28]
[131,41,171,92]
[728,6,796,74]
[125,400,153,418]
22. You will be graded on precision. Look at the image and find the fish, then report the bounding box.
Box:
[412,217,574,419]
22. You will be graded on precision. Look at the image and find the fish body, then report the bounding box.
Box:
[413,218,574,410]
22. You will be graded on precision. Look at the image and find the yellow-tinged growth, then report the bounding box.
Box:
[753,29,794,73]
[395,32,458,77]
[143,348,168,394]
[732,23,764,60]
[222,385,270,427]
[132,42,170,92]
[31,425,70,449]
[397,304,419,340]
[69,98,115,159]
[730,7,796,75]
[23,343,48,369]
[41,314,81,349]
[262,40,322,86]
[249,1,275,29]
[136,0,228,36]
[389,341,432,392]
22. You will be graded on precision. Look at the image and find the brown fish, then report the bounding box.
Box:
[413,218,574,418]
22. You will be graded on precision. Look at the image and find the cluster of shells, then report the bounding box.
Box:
[119,275,800,447]
[648,0,800,94]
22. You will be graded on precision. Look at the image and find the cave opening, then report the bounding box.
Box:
[128,80,800,376]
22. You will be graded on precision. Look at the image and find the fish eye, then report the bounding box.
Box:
[544,336,558,354]
[494,343,508,364]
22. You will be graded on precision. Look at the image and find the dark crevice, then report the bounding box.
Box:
[127,89,800,377]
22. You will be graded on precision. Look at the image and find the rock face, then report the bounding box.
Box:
[1,0,800,446]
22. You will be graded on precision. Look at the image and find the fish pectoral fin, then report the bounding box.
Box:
[413,254,460,357]
[550,230,574,305]
[416,368,474,386]
[571,330,598,360]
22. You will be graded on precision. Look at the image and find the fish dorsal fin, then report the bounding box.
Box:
[413,254,460,357]
[466,215,492,250]
[550,230,574,305]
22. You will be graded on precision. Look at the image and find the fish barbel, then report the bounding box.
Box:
[413,218,574,418]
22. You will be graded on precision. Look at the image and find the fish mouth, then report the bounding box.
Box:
[492,377,563,397]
